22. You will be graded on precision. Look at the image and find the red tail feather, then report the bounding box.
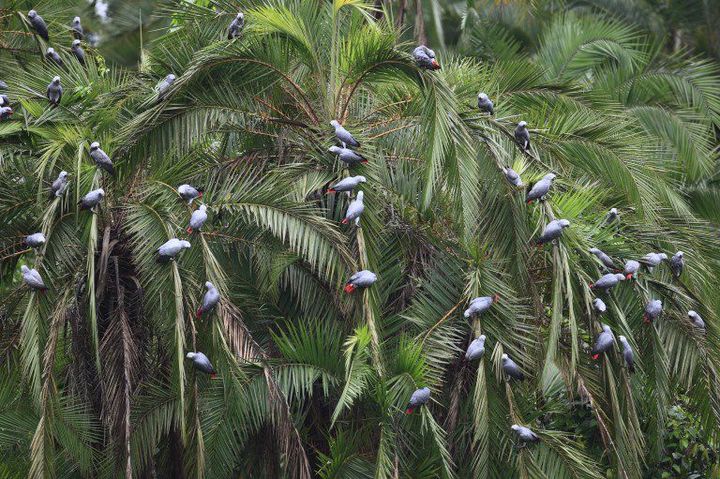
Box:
[626,274,633,280]
[341,218,349,224]
[589,283,594,289]
[186,227,193,234]
[592,354,599,360]
[326,189,336,194]
[344,284,356,293]
[526,200,533,205]
[210,373,217,379]
[198,192,203,198]
[405,407,414,415]
[360,160,369,164]
[196,308,202,318]
[643,315,650,324]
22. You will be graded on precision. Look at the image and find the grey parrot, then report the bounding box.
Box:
[589,273,625,292]
[465,335,486,361]
[328,146,367,166]
[327,175,366,194]
[464,295,499,318]
[642,252,667,272]
[643,299,662,324]
[330,120,360,148]
[0,94,9,107]
[25,232,46,248]
[503,166,523,187]
[51,171,69,198]
[502,354,525,381]
[526,173,556,204]
[688,311,705,332]
[28,10,49,41]
[477,92,494,115]
[186,352,216,377]
[0,107,13,120]
[47,76,62,106]
[178,184,202,204]
[46,48,64,67]
[670,251,684,278]
[157,238,191,263]
[511,424,539,444]
[591,324,614,360]
[413,45,440,70]
[21,265,47,291]
[623,260,640,280]
[71,16,83,39]
[405,386,431,414]
[89,142,114,176]
[0,80,7,90]
[618,335,635,373]
[71,40,85,66]
[341,190,364,226]
[515,121,530,151]
[536,219,570,245]
[187,204,208,234]
[593,298,607,315]
[156,74,176,103]
[227,12,245,39]
[605,208,619,224]
[196,281,220,318]
[78,188,105,211]
[589,248,615,269]
[344,269,377,293]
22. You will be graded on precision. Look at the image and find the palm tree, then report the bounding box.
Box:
[1,1,719,477]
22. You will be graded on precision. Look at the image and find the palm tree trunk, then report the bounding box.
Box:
[415,0,427,45]
[397,0,407,29]
[373,0,384,20]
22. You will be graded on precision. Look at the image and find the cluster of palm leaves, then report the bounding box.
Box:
[1,0,720,477]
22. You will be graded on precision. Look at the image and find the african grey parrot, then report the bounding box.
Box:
[589,273,625,292]
[178,184,202,204]
[526,173,556,204]
[21,265,47,291]
[591,324,614,360]
[477,92,494,115]
[28,10,49,41]
[0,80,7,90]
[536,219,570,245]
[511,424,539,444]
[89,142,114,176]
[344,269,376,293]
[47,76,62,106]
[605,208,619,224]
[670,251,684,278]
[514,121,530,151]
[330,120,360,148]
[688,311,705,332]
[643,299,662,324]
[618,336,635,373]
[71,40,85,66]
[503,167,523,187]
[405,386,431,414]
[593,298,607,315]
[327,175,366,195]
[51,171,69,198]
[187,204,208,234]
[465,335,486,361]
[589,248,615,270]
[186,352,216,378]
[227,12,245,39]
[0,94,9,107]
[642,252,667,272]
[623,260,640,280]
[78,188,105,211]
[413,45,440,70]
[328,146,367,166]
[341,190,364,226]
[196,281,220,318]
[71,16,83,39]
[25,232,46,248]
[464,295,499,318]
[156,74,176,103]
[502,354,524,381]
[46,48,64,67]
[0,107,14,120]
[157,238,191,263]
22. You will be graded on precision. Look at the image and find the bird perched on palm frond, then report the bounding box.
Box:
[186,352,216,378]
[196,281,220,318]
[618,336,635,373]
[589,273,625,292]
[188,204,208,234]
[526,173,555,204]
[46,48,64,67]
[511,425,539,445]
[178,184,202,204]
[589,248,615,270]
[71,16,83,39]
[25,233,46,249]
[503,166,522,186]
[464,295,499,318]
[89,142,115,176]
[50,171,69,198]
[227,12,245,40]
[21,265,47,291]
[157,238,191,263]
[78,188,105,212]
[477,92,494,115]
[515,121,530,151]
[502,354,525,381]
[643,299,662,324]
[344,270,376,293]
[156,74,176,103]
[405,387,431,414]
[330,120,360,148]
[47,76,62,106]
[536,219,570,245]
[327,176,366,195]
[623,260,640,280]
[341,191,365,226]
[465,335,486,361]
[591,324,614,360]
[413,45,440,70]
[71,40,86,66]
[670,251,684,278]
[27,10,49,41]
